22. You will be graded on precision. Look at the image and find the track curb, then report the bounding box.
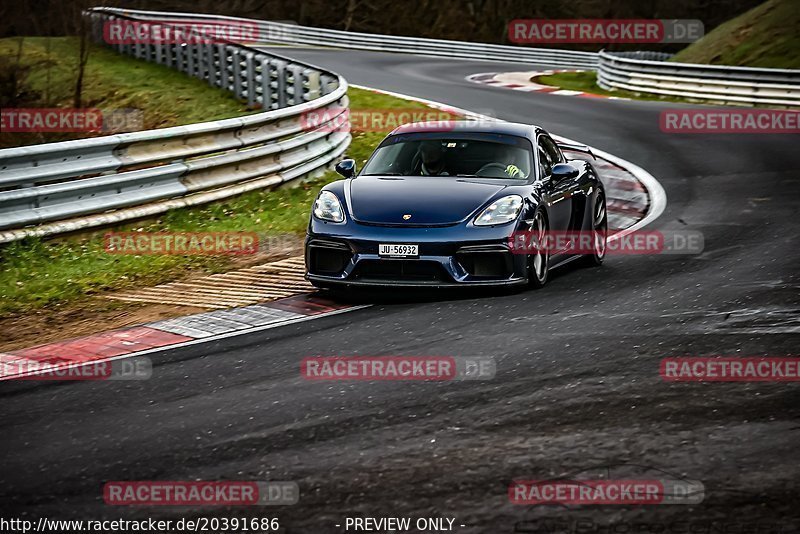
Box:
[466,70,630,101]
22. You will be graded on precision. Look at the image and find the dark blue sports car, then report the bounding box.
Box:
[304,121,607,289]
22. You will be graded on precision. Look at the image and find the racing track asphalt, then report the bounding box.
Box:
[1,49,799,532]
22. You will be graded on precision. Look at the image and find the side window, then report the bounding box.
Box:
[540,136,564,165]
[537,141,553,177]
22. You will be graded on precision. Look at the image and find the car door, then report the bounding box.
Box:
[536,135,575,254]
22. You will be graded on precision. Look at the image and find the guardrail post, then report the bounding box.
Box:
[319,74,338,96]
[274,60,288,108]
[121,36,131,57]
[90,13,103,43]
[175,42,186,73]
[212,44,224,88]
[202,43,214,84]
[166,43,175,69]
[306,70,321,101]
[260,58,273,110]
[232,49,243,100]
[197,44,207,81]
[193,43,203,80]
[186,44,197,78]
[222,46,234,92]
[245,52,257,108]
[290,65,304,105]
[134,36,146,60]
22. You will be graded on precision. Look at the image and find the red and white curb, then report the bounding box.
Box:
[466,70,631,101]
[0,294,365,381]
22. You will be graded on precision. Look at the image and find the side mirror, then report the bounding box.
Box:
[551,163,579,182]
[335,158,356,178]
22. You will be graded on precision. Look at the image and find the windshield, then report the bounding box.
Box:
[360,132,535,179]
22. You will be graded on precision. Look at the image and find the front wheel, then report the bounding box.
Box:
[527,209,549,288]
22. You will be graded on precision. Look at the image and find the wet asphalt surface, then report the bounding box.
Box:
[1,49,799,533]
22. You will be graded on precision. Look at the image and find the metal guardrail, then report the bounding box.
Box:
[597,50,800,107]
[0,9,351,242]
[96,7,600,70]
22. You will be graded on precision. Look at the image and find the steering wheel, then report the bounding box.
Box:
[476,162,512,178]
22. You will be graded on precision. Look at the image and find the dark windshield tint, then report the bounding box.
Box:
[361,132,534,179]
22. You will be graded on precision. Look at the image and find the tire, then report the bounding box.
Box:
[527,209,549,289]
[582,191,607,267]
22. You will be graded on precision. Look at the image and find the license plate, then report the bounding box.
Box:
[378,244,419,257]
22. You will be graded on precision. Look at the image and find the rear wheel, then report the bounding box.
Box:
[527,210,549,288]
[582,192,607,267]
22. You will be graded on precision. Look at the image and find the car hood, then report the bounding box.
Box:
[348,176,507,225]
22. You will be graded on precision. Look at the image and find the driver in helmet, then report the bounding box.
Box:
[419,142,449,176]
[477,145,526,178]
[500,145,525,178]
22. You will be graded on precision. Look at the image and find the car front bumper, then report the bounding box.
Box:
[305,219,528,288]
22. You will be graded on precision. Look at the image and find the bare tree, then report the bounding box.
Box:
[74,14,90,108]
[343,0,358,31]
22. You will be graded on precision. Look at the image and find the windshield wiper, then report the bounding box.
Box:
[361,172,404,176]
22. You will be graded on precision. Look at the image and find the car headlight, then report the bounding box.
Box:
[474,195,523,226]
[313,191,345,222]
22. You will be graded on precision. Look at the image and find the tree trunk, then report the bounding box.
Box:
[73,15,89,109]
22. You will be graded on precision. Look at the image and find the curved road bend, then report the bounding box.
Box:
[2,49,799,532]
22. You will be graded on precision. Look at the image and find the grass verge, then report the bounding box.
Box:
[0,36,253,148]
[670,0,800,69]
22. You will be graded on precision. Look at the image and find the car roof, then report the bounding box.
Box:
[389,120,541,138]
